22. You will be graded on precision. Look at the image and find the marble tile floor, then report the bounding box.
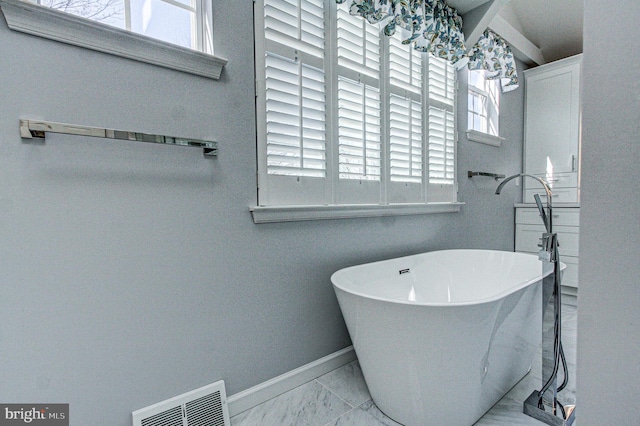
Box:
[231,303,577,426]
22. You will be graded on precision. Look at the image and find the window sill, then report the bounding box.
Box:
[466,129,505,147]
[0,0,227,79]
[250,203,464,224]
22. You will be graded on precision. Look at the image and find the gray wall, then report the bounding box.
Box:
[0,2,523,424]
[456,62,528,249]
[577,0,640,423]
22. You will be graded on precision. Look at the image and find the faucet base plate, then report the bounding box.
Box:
[523,391,576,426]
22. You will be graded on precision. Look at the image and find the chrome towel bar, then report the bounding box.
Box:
[19,119,217,156]
[467,171,505,180]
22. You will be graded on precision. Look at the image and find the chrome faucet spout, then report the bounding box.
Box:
[495,173,554,233]
[495,173,551,198]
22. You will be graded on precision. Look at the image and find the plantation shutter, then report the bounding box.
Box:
[389,35,422,94]
[428,54,455,106]
[255,0,459,211]
[336,5,380,79]
[265,53,326,177]
[427,55,457,202]
[257,0,327,205]
[389,95,422,184]
[264,0,324,56]
[428,107,455,183]
[385,34,426,202]
[335,2,382,203]
[337,77,381,181]
[388,34,423,187]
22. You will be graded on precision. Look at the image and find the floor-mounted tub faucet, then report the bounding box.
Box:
[495,173,575,425]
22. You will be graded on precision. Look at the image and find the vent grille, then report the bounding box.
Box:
[133,381,229,426]
[185,391,225,426]
[140,406,182,426]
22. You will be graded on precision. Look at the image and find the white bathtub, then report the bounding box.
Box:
[331,249,556,426]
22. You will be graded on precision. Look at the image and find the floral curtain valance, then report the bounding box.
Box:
[336,0,519,92]
[469,29,519,92]
[336,0,469,70]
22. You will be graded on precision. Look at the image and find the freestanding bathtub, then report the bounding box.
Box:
[331,249,556,426]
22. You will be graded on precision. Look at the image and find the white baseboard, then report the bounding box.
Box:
[227,346,356,417]
[562,285,578,306]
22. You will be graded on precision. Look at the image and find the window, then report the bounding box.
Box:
[1,0,225,79]
[29,0,212,53]
[467,69,504,146]
[253,0,460,221]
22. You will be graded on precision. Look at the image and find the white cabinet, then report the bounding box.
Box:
[515,206,580,294]
[518,55,583,303]
[523,54,582,203]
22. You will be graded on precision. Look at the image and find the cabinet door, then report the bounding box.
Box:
[524,59,581,175]
[561,256,579,289]
[515,224,580,257]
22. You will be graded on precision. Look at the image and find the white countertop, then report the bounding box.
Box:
[515,203,580,208]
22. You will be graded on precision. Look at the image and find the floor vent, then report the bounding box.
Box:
[132,380,230,426]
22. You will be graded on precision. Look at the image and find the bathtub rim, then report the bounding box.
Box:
[331,249,564,308]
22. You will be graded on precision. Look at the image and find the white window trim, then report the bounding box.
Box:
[466,129,505,147]
[250,202,464,224]
[0,0,227,79]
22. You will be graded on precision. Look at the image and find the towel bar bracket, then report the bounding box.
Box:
[467,171,505,180]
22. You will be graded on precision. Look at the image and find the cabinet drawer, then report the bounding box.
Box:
[515,224,580,257]
[516,207,580,226]
[525,187,578,203]
[524,172,578,190]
